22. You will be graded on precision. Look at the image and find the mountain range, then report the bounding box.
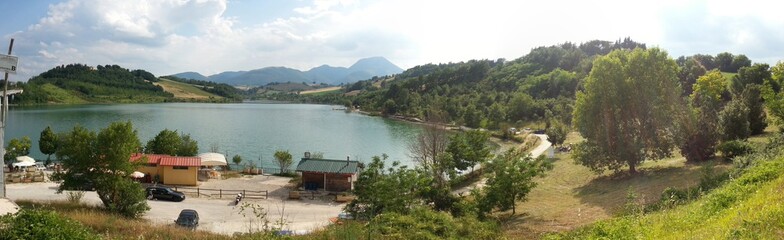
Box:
[171,57,403,86]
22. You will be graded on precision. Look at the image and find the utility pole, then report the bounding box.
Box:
[0,38,16,198]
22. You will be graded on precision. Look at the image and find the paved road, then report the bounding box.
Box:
[452,134,552,195]
[6,182,343,235]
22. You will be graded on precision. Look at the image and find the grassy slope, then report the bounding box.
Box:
[548,155,784,239]
[504,132,733,239]
[299,86,341,95]
[38,83,89,104]
[155,78,222,100]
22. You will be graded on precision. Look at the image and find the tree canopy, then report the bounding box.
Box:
[53,122,149,218]
[572,48,681,174]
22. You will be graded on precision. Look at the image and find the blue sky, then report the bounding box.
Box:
[1,0,783,81]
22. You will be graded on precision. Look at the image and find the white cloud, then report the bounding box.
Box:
[4,0,784,82]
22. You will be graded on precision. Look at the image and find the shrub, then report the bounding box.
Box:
[0,209,99,239]
[717,140,753,160]
[66,191,85,204]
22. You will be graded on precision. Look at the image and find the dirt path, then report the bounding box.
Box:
[452,134,551,195]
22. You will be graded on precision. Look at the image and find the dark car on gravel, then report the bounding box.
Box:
[175,209,199,229]
[145,186,186,202]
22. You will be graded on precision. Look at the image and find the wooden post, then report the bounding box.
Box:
[219,189,222,198]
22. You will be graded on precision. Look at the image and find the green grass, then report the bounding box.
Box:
[546,139,784,239]
[38,83,89,104]
[503,132,733,239]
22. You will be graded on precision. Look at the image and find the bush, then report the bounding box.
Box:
[0,209,99,239]
[366,207,498,239]
[717,140,753,160]
[66,191,85,204]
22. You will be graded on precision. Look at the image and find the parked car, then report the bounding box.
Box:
[175,209,199,229]
[146,186,185,201]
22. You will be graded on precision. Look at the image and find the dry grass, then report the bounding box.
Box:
[502,132,733,239]
[155,78,222,100]
[15,200,232,240]
[299,86,341,95]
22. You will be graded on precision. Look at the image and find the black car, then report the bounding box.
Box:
[145,186,186,201]
[175,209,199,229]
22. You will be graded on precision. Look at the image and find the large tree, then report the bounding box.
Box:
[39,126,58,163]
[572,48,681,174]
[54,122,149,218]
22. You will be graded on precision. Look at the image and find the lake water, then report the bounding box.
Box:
[5,103,424,171]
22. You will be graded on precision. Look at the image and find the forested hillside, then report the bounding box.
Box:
[14,64,172,104]
[313,38,647,129]
[306,38,757,135]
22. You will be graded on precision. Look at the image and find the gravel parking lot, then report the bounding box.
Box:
[5,174,345,235]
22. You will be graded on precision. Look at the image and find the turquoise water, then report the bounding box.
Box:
[5,103,424,171]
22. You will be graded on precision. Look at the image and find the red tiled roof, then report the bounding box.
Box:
[130,153,169,165]
[159,156,200,167]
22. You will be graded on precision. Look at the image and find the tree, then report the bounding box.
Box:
[480,148,551,214]
[731,54,751,73]
[719,98,750,141]
[232,154,243,167]
[39,126,58,163]
[54,122,149,218]
[446,130,491,173]
[715,52,734,72]
[677,57,707,96]
[546,120,569,147]
[740,84,767,135]
[678,70,724,162]
[572,48,681,174]
[731,63,771,94]
[5,136,32,164]
[273,150,293,174]
[408,124,450,187]
[177,133,199,156]
[763,62,784,128]
[346,155,428,219]
[145,129,180,155]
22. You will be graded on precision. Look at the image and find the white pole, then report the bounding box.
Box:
[1,38,14,198]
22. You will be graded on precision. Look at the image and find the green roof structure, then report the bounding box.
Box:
[295,158,360,174]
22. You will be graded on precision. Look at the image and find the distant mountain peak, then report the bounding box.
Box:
[177,57,404,86]
[171,71,208,81]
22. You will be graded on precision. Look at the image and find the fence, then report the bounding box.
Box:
[169,186,268,199]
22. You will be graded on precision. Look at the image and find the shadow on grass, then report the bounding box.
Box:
[572,162,718,214]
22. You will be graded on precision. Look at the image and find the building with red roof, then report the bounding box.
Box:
[131,153,200,186]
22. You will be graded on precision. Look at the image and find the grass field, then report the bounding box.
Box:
[547,136,784,239]
[155,78,221,100]
[503,132,733,239]
[299,86,341,95]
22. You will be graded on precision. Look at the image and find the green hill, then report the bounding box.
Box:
[547,139,784,239]
[15,64,172,104]
[154,78,222,100]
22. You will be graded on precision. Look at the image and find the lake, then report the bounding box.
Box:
[5,103,424,171]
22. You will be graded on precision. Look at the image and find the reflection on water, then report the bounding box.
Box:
[7,103,424,168]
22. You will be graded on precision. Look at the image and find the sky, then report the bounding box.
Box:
[0,0,783,81]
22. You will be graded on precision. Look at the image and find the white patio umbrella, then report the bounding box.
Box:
[198,152,227,166]
[12,161,35,167]
[16,156,34,163]
[130,171,145,178]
